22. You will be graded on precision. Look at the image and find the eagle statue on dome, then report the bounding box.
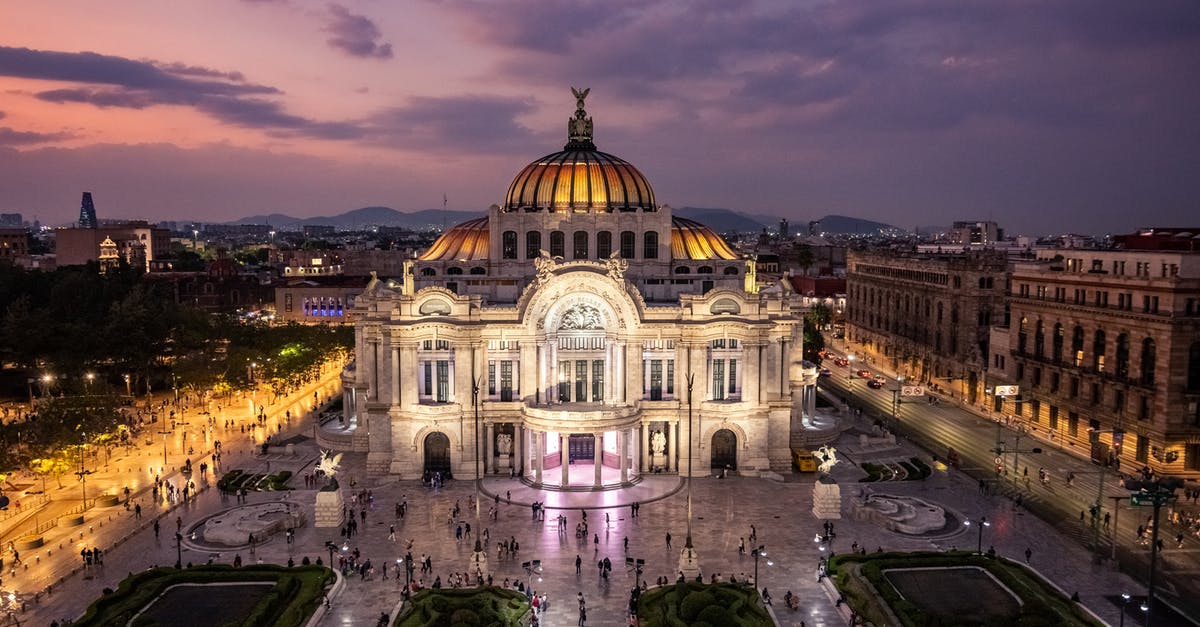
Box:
[572,86,590,111]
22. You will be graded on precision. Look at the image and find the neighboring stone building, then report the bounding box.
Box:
[845,249,1009,403]
[0,227,29,264]
[275,276,369,324]
[55,221,171,271]
[988,240,1200,478]
[345,92,816,484]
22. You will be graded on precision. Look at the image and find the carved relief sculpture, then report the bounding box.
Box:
[496,433,513,456]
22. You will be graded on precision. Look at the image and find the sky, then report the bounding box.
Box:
[1,0,1198,235]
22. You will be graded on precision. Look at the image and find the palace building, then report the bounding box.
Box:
[344,90,817,487]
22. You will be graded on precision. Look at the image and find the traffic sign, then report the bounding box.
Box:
[994,385,1020,397]
[1131,493,1151,507]
[901,385,925,397]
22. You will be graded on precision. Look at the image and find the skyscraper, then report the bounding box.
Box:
[79,192,98,229]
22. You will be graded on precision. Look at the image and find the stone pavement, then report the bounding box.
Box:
[25,409,1151,626]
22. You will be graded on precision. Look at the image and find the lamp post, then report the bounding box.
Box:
[158,426,173,467]
[472,375,481,519]
[1124,477,1182,626]
[891,376,904,426]
[685,372,695,550]
[85,372,94,395]
[751,545,771,592]
[124,373,132,397]
[628,557,645,589]
[76,433,93,513]
[963,516,989,554]
[847,355,855,386]
[325,541,336,568]
[1119,592,1131,627]
[175,531,184,569]
[522,559,542,591]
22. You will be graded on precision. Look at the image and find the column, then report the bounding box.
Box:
[614,342,625,403]
[533,431,543,485]
[560,433,569,486]
[400,344,418,408]
[641,424,650,472]
[485,422,495,474]
[593,432,604,488]
[390,345,400,407]
[744,342,761,405]
[365,340,378,399]
[604,341,614,405]
[515,424,524,477]
[619,429,629,483]
[671,420,679,473]
[547,340,557,404]
[520,343,537,402]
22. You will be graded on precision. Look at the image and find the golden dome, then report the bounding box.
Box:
[671,217,739,260]
[503,88,656,213]
[417,216,739,262]
[417,217,488,261]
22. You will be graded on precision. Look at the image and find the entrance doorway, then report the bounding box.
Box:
[424,432,451,476]
[568,434,595,463]
[711,429,737,470]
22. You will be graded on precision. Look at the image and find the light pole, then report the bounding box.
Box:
[1124,476,1182,626]
[751,545,771,592]
[472,375,482,520]
[685,372,695,550]
[325,541,336,568]
[175,531,184,569]
[1119,592,1131,627]
[522,559,542,591]
[124,373,131,397]
[158,426,173,467]
[627,557,645,589]
[85,372,94,395]
[891,376,904,426]
[963,516,989,554]
[76,433,93,513]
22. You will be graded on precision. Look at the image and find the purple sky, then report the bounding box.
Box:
[1,0,1198,235]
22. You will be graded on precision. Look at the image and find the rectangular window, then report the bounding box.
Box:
[1069,377,1080,398]
[500,361,513,402]
[1139,394,1150,421]
[1091,383,1101,405]
[1049,405,1059,430]
[1050,372,1060,393]
[649,360,663,401]
[436,360,449,403]
[558,361,570,402]
[423,362,432,396]
[1187,444,1200,471]
[666,360,675,395]
[1136,435,1149,463]
[488,361,496,395]
[729,359,738,395]
[712,359,726,400]
[592,360,604,402]
[575,360,587,402]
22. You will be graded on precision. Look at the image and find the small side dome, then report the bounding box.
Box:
[418,217,489,261]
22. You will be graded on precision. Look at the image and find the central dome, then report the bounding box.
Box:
[503,88,656,213]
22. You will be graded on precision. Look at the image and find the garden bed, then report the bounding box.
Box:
[394,587,531,626]
[636,581,772,627]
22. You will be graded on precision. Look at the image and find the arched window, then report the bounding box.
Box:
[1140,338,1156,385]
[936,302,943,323]
[469,266,486,275]
[447,267,463,275]
[526,231,541,259]
[1093,330,1106,372]
[1017,317,1028,354]
[1115,333,1130,379]
[596,231,612,258]
[501,231,517,259]
[674,266,691,274]
[1034,320,1045,357]
[1072,326,1085,366]
[619,231,635,258]
[420,267,436,276]
[550,231,565,257]
[1189,342,1200,391]
[723,266,739,275]
[698,266,713,274]
[1052,323,1064,363]
[643,231,659,259]
[573,230,589,259]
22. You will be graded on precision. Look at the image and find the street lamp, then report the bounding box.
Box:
[158,425,173,467]
[891,376,904,425]
[76,432,93,513]
[750,545,771,592]
[685,372,695,550]
[1124,476,1183,625]
[522,559,542,591]
[175,531,184,569]
[626,557,645,589]
[1119,593,1131,627]
[472,375,482,520]
[124,373,131,397]
[325,541,337,568]
[963,516,990,554]
[85,372,94,395]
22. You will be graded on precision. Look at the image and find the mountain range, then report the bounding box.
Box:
[228,206,900,235]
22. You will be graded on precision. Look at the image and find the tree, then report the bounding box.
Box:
[31,455,72,490]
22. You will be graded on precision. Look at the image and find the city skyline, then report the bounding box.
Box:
[1,0,1198,235]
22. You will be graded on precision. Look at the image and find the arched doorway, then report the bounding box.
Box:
[424,432,451,477]
[711,429,737,470]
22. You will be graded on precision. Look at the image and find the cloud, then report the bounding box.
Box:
[0,127,74,146]
[364,94,539,154]
[0,111,6,120]
[0,46,364,140]
[324,4,393,59]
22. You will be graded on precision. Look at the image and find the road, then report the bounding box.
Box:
[817,346,1200,624]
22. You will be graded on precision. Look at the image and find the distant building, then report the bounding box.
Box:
[303,225,336,238]
[846,249,1009,401]
[0,228,29,264]
[1114,227,1200,252]
[55,221,172,271]
[0,213,22,227]
[203,223,274,237]
[275,276,368,324]
[948,221,1002,247]
[78,192,98,229]
[988,241,1200,478]
[282,251,343,277]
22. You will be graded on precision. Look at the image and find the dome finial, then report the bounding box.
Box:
[566,86,595,150]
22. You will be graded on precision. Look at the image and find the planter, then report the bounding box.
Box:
[60,514,85,527]
[14,534,44,550]
[96,494,121,507]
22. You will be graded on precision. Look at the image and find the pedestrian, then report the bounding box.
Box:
[593,533,599,552]
[739,537,746,554]
[1024,547,1032,563]
[578,606,587,626]
[624,536,629,552]
[750,525,757,543]
[576,554,582,574]
[666,532,672,550]
[153,519,160,539]
[389,525,396,542]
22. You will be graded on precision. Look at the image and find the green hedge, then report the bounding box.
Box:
[74,564,334,627]
[637,582,771,627]
[394,587,530,626]
[827,551,1102,627]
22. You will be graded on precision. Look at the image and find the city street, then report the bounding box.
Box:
[819,344,1200,625]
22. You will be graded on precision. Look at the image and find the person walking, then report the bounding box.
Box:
[1024,547,1032,563]
[576,554,582,574]
[666,532,672,550]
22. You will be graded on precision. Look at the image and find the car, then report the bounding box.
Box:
[833,357,849,367]
[820,368,832,377]
[866,379,884,389]
[873,375,887,385]
[856,369,872,378]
